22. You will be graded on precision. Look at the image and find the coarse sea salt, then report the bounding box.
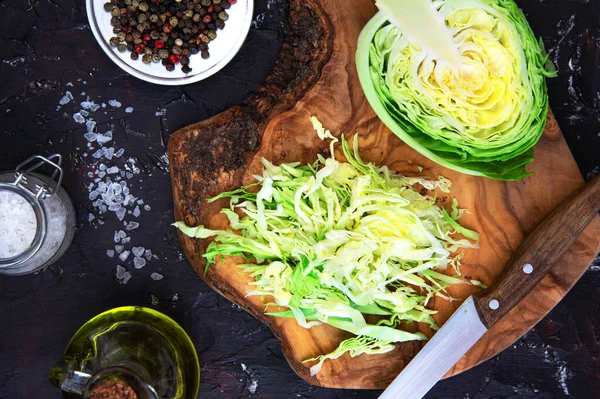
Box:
[108,99,122,108]
[150,272,163,280]
[0,191,37,259]
[125,107,134,113]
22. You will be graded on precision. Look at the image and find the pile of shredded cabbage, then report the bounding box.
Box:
[175,118,479,375]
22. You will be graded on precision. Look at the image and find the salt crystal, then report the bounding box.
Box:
[108,203,121,212]
[119,250,130,262]
[87,172,94,178]
[89,191,99,200]
[73,113,85,124]
[98,220,105,225]
[116,207,126,221]
[92,149,104,158]
[121,237,131,244]
[125,221,139,231]
[117,230,127,239]
[106,249,115,258]
[81,91,85,95]
[97,131,112,144]
[122,271,132,284]
[66,82,73,87]
[144,205,151,211]
[108,99,122,108]
[137,199,144,205]
[81,100,93,110]
[107,166,119,174]
[86,119,96,132]
[125,107,134,113]
[116,265,126,279]
[59,92,72,105]
[150,272,163,281]
[84,133,97,142]
[126,172,133,179]
[90,103,101,112]
[114,148,125,158]
[144,249,152,261]
[99,204,107,213]
[133,256,146,269]
[88,213,95,222]
[102,103,106,108]
[99,164,107,171]
[133,206,140,217]
[79,110,89,117]
[104,147,115,160]
[98,171,106,178]
[115,245,124,253]
[132,246,145,257]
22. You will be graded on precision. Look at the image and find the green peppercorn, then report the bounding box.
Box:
[166,63,175,71]
[113,26,121,33]
[172,46,182,55]
[213,0,221,4]
[130,51,139,60]
[181,65,192,73]
[174,38,183,47]
[142,54,152,64]
[117,31,126,41]
[183,27,191,34]
[200,49,209,59]
[149,14,159,23]
[134,38,143,44]
[138,13,146,23]
[144,47,153,55]
[200,0,210,6]
[207,30,216,40]
[124,0,132,5]
[111,8,120,16]
[152,53,161,62]
[159,49,169,58]
[137,24,144,33]
[170,16,178,27]
[184,9,193,18]
[160,33,169,42]
[110,16,119,26]
[132,0,139,7]
[200,34,209,43]
[139,2,148,11]
[104,2,113,11]
[150,30,160,39]
[109,37,119,47]
[218,11,228,20]
[117,43,127,52]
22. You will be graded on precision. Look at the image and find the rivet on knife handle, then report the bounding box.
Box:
[473,175,600,329]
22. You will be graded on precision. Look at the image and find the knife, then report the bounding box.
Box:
[380,174,600,399]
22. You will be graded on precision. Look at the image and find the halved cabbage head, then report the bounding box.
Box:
[357,0,556,180]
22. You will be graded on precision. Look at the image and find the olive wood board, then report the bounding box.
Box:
[168,0,600,389]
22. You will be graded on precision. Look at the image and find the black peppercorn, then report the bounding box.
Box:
[152,53,161,62]
[215,19,224,29]
[207,22,215,30]
[200,49,209,59]
[109,36,120,46]
[104,2,113,11]
[181,65,192,73]
[117,43,127,52]
[166,63,175,71]
[142,54,152,64]
[190,46,199,54]
[127,42,135,52]
[162,58,169,65]
[179,55,189,65]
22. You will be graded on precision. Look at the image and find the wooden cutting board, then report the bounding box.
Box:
[168,0,600,389]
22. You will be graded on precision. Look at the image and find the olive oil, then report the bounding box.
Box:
[49,307,200,399]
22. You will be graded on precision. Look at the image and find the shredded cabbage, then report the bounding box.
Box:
[175,118,479,374]
[357,0,556,180]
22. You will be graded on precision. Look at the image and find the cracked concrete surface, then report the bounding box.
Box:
[0,0,599,398]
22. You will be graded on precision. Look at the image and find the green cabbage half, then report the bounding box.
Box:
[357,0,556,180]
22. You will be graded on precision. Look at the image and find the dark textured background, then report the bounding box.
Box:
[1,0,599,398]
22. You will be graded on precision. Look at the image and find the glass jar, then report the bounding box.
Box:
[0,154,76,275]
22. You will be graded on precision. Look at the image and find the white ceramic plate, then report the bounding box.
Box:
[87,0,253,85]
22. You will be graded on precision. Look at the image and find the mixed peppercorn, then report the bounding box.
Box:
[104,0,237,73]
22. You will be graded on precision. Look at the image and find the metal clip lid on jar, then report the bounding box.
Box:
[0,154,76,275]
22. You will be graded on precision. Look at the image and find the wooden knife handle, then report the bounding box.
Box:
[473,175,600,329]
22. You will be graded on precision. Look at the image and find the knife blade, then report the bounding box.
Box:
[380,174,600,399]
